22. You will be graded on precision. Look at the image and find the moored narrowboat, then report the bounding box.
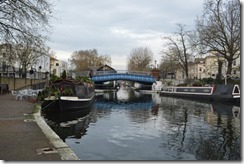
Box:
[160,84,240,104]
[41,77,95,112]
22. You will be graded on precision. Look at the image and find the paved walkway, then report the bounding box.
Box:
[0,93,78,161]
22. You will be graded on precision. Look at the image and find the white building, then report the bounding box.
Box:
[30,54,51,79]
[50,57,68,77]
[175,52,240,81]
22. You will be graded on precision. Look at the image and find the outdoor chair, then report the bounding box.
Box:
[11,90,19,100]
[11,90,24,100]
[11,89,41,101]
[20,89,35,100]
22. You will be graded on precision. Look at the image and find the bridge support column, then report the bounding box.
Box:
[113,81,116,88]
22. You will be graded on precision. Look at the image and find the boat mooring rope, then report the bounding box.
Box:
[41,99,57,110]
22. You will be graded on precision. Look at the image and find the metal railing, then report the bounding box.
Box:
[93,70,151,76]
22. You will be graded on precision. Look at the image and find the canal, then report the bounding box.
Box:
[41,86,241,160]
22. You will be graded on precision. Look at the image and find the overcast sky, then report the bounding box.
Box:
[48,0,205,70]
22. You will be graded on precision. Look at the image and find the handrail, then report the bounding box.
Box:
[93,70,151,76]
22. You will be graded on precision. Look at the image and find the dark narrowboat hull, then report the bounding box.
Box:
[41,94,95,112]
[59,94,95,112]
[41,98,59,111]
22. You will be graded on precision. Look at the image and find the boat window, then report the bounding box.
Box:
[233,85,240,94]
[75,85,87,98]
[87,85,95,95]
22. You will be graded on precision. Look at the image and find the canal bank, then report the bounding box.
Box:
[0,93,78,161]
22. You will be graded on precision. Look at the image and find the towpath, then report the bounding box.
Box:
[0,93,78,161]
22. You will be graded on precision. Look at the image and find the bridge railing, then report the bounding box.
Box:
[94,70,151,76]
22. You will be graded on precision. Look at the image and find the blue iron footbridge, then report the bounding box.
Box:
[91,70,156,85]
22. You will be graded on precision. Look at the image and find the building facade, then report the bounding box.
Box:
[174,52,240,82]
[50,57,68,77]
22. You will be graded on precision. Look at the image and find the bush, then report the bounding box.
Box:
[61,87,74,96]
[37,90,46,101]
[61,70,67,79]
[192,80,202,86]
[227,78,240,85]
[201,78,215,85]
[184,78,194,86]
[177,83,187,86]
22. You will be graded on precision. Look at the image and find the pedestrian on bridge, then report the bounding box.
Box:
[89,70,94,78]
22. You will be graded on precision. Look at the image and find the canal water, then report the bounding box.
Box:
[41,86,241,160]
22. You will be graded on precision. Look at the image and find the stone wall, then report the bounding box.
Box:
[0,77,46,91]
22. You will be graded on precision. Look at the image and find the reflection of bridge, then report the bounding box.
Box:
[91,71,156,84]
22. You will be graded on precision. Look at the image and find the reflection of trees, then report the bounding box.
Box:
[195,116,240,160]
[159,102,189,158]
[158,96,240,160]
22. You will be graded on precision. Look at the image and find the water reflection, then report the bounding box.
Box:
[42,86,240,160]
[96,87,148,103]
[158,96,240,160]
[41,105,94,142]
[95,87,154,125]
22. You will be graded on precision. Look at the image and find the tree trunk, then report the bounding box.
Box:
[226,60,233,75]
[19,68,23,78]
[216,60,223,81]
[184,62,189,78]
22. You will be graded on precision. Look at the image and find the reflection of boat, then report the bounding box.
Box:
[41,78,95,112]
[42,105,93,123]
[42,105,94,142]
[160,95,240,117]
[160,84,240,104]
[210,101,240,117]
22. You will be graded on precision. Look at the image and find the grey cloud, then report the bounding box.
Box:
[49,0,205,66]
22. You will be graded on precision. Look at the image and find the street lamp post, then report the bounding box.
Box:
[30,68,33,89]
[39,66,42,89]
[30,68,36,89]
[39,66,42,79]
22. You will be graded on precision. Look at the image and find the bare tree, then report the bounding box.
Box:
[195,0,241,75]
[0,43,16,67]
[127,47,153,72]
[162,24,195,79]
[70,49,112,71]
[16,46,42,77]
[0,0,53,42]
[159,55,179,79]
[0,43,17,77]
